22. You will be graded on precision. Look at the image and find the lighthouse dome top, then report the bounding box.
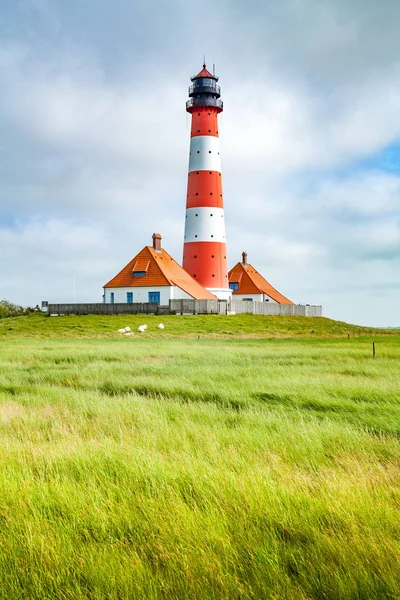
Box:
[191,63,218,82]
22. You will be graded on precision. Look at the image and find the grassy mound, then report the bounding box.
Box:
[0,311,396,339]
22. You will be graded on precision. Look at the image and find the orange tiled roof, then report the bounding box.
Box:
[228,262,294,304]
[104,246,217,300]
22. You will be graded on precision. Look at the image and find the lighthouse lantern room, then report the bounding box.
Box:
[182,65,231,300]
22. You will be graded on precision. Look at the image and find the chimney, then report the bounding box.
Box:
[152,233,162,251]
[242,251,247,265]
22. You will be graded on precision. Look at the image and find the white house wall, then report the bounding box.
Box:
[104,286,172,305]
[170,287,193,300]
[104,285,194,304]
[233,293,278,303]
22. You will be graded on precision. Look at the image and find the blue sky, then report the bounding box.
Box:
[0,0,399,326]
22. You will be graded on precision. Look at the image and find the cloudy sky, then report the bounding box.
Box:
[1,0,399,326]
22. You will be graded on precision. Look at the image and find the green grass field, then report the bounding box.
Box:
[0,314,399,599]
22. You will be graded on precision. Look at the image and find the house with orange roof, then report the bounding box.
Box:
[103,234,217,305]
[228,252,294,304]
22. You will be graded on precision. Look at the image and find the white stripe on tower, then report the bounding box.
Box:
[184,207,226,243]
[188,136,222,172]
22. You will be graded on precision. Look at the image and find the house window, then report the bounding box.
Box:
[229,282,239,291]
[148,291,160,303]
[243,298,253,302]
[110,292,114,304]
[133,271,146,277]
[127,292,133,304]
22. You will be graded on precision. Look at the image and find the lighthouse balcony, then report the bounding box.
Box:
[186,98,223,111]
[188,83,221,97]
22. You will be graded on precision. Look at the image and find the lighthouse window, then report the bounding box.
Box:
[211,255,214,258]
[199,78,212,87]
[211,235,214,238]
[210,213,213,216]
[195,235,198,238]
[208,130,211,133]
[210,193,213,196]
[209,171,212,174]
[196,192,199,196]
[229,282,239,291]
[194,255,197,258]
[197,130,200,133]
[197,150,200,154]
[212,274,215,277]
[208,151,211,153]
[195,213,198,216]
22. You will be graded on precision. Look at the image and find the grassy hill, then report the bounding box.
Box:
[0,311,396,339]
[0,313,399,598]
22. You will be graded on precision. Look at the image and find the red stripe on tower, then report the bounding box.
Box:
[182,64,231,300]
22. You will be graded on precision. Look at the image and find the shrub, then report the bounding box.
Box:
[0,300,39,318]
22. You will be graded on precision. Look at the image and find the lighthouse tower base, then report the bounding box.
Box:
[207,287,232,301]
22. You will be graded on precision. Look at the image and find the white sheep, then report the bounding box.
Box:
[124,332,134,337]
[117,328,126,334]
[157,323,165,329]
[124,326,131,332]
[137,325,146,333]
[143,324,148,330]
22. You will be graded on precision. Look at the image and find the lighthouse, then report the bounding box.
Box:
[182,64,231,300]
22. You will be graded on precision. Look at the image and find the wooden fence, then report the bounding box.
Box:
[48,303,159,315]
[47,301,322,317]
[228,301,323,317]
[169,299,220,315]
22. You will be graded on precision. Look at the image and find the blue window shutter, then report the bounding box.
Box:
[148,292,160,303]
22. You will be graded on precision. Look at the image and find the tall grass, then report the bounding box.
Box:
[0,320,399,598]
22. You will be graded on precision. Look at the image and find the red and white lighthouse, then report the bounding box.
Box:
[182,64,231,300]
